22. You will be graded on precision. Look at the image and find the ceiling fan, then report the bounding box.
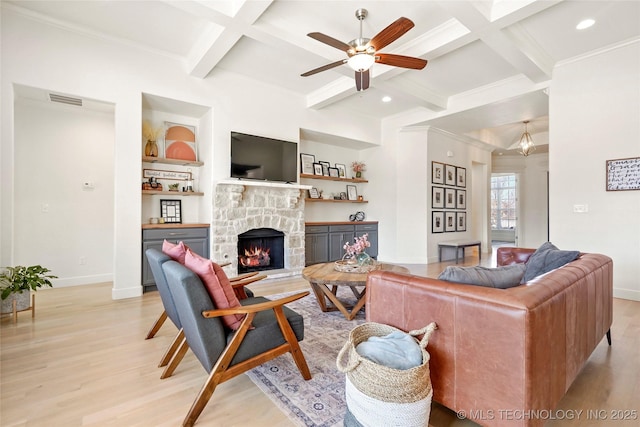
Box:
[301,8,428,91]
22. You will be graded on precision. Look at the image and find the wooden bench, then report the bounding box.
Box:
[438,240,481,264]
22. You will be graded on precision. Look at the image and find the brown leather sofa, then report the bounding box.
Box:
[365,247,613,427]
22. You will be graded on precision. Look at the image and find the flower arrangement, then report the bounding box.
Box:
[343,233,371,257]
[142,120,162,142]
[351,161,366,173]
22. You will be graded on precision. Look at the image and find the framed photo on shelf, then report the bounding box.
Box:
[300,153,315,174]
[432,211,444,233]
[456,189,466,209]
[319,161,331,176]
[308,187,320,199]
[445,188,456,209]
[456,167,467,188]
[346,185,358,200]
[432,161,444,184]
[432,186,444,209]
[329,167,339,178]
[340,192,347,200]
[160,199,182,224]
[445,164,456,186]
[456,212,467,232]
[164,122,197,162]
[445,211,456,232]
[335,163,347,178]
[313,163,323,175]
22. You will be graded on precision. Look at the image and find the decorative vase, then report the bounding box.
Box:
[1,290,30,314]
[355,251,372,266]
[356,171,362,178]
[145,140,159,157]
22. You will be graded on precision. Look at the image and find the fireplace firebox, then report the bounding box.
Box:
[237,228,284,273]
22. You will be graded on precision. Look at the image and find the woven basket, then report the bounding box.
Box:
[336,322,437,403]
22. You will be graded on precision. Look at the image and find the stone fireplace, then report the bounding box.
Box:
[212,182,306,277]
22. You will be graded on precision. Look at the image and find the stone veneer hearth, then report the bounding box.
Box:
[212,182,306,277]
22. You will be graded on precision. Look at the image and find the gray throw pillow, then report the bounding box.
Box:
[438,263,526,289]
[520,242,580,284]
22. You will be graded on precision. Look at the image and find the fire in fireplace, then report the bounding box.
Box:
[237,228,284,273]
[239,246,271,268]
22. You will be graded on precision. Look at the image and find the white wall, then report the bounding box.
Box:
[550,40,640,301]
[13,99,114,286]
[0,8,379,298]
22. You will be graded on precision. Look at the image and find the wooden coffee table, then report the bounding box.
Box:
[302,262,409,320]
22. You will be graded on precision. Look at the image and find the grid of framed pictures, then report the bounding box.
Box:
[431,161,466,233]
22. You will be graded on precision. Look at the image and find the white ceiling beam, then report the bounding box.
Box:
[167,0,273,78]
[375,80,448,112]
[436,0,552,82]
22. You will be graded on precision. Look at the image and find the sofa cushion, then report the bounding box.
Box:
[162,240,188,264]
[521,242,580,284]
[184,249,245,330]
[438,263,526,289]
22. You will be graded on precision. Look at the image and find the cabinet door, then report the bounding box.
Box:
[329,231,355,261]
[356,224,378,258]
[305,233,329,265]
[182,238,209,259]
[142,240,164,289]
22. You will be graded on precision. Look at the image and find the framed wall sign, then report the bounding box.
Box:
[445,188,456,209]
[456,212,467,232]
[308,187,320,199]
[432,162,444,184]
[445,164,456,186]
[143,169,192,181]
[432,186,444,209]
[160,199,182,224]
[445,211,456,232]
[456,189,466,209]
[432,211,444,233]
[456,167,466,188]
[606,157,640,191]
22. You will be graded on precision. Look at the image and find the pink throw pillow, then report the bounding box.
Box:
[162,240,188,264]
[184,249,245,330]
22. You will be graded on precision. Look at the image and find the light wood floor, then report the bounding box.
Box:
[1,251,638,426]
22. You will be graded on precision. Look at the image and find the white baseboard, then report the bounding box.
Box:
[613,288,640,302]
[112,285,143,300]
[53,274,113,288]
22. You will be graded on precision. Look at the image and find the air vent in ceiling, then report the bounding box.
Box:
[49,93,83,107]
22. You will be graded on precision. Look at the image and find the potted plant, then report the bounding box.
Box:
[0,265,57,313]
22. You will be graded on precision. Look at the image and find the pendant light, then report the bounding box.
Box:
[518,120,536,156]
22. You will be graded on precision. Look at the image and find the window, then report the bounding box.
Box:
[491,174,517,230]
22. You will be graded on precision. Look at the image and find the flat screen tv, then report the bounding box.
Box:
[230,132,298,183]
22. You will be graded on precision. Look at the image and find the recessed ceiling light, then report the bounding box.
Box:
[576,19,595,30]
[382,96,392,103]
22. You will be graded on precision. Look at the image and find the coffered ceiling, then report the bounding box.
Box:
[6,0,639,150]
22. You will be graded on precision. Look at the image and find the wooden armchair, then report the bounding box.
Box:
[161,260,312,427]
[145,256,266,339]
[144,248,266,378]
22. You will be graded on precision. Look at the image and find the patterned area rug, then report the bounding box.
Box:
[246,290,365,427]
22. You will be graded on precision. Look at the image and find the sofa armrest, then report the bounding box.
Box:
[496,247,535,266]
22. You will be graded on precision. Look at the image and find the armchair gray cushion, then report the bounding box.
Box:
[146,248,181,329]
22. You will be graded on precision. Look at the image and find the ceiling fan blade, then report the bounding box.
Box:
[368,17,414,51]
[355,70,370,92]
[301,59,346,77]
[307,32,351,52]
[376,53,427,70]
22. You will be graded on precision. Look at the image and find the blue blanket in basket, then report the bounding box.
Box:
[355,331,422,370]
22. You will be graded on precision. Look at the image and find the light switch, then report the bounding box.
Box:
[573,204,588,213]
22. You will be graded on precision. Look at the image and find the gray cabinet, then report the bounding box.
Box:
[141,227,210,292]
[304,225,329,265]
[305,222,378,266]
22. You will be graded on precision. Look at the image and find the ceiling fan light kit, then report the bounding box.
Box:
[302,8,427,91]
